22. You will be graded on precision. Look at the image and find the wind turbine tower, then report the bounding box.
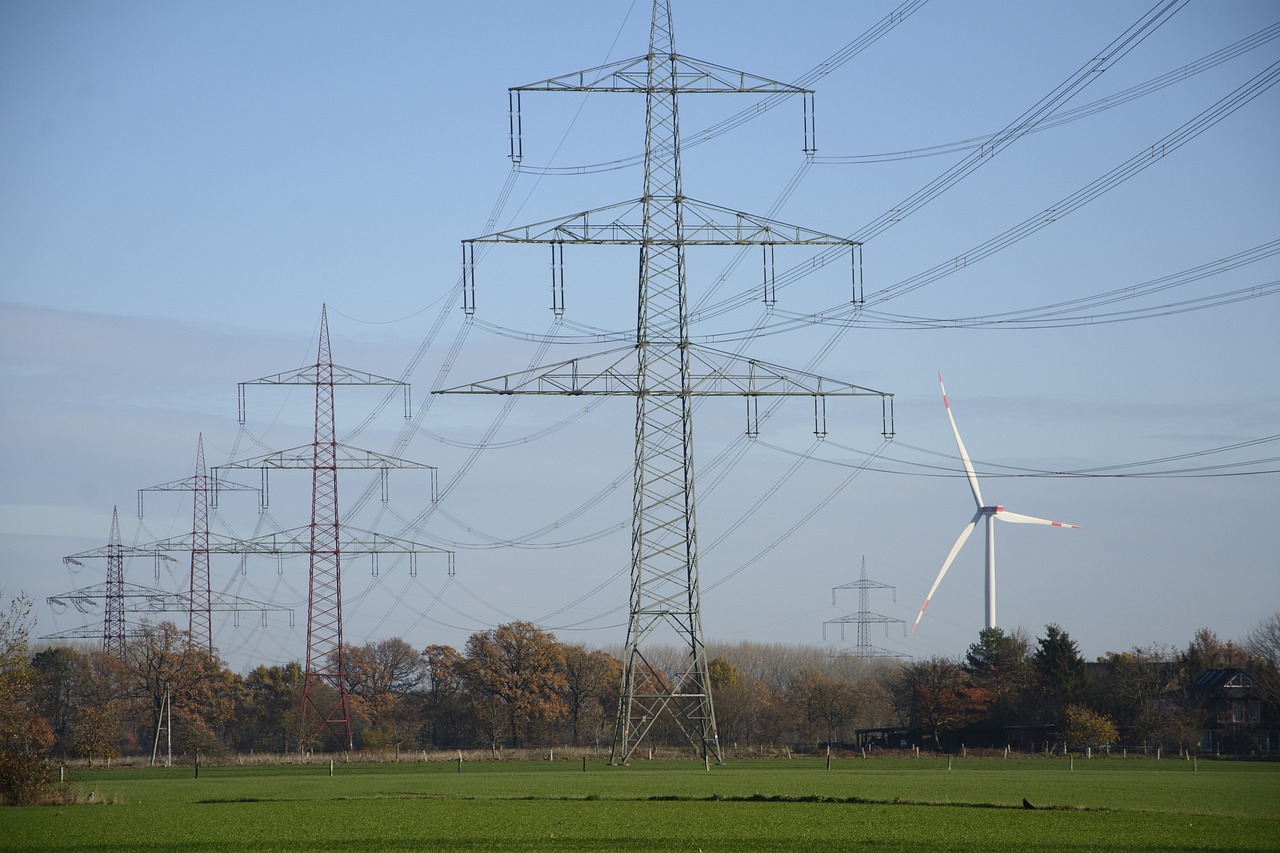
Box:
[914,374,1080,633]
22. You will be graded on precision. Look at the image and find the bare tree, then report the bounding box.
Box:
[561,645,620,746]
[1242,612,1280,707]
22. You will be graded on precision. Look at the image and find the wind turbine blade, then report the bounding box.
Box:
[995,509,1081,528]
[939,372,984,508]
[912,512,981,633]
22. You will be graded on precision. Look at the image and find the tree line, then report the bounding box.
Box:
[3,590,1277,803]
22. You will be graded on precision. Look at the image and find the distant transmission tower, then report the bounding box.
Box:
[55,481,293,653]
[136,434,255,654]
[824,555,908,659]
[236,305,445,751]
[441,0,893,765]
[103,507,126,658]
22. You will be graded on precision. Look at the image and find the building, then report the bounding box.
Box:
[1193,668,1280,755]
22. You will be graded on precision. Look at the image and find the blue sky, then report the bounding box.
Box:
[2,0,1277,672]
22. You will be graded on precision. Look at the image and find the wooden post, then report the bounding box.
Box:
[947,756,952,770]
[329,759,334,777]
[826,745,831,771]
[1070,756,1074,771]
[582,756,587,773]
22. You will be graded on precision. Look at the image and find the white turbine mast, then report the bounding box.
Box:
[913,373,1080,633]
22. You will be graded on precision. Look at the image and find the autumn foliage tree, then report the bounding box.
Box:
[463,622,567,748]
[125,621,240,758]
[0,594,55,804]
[896,656,983,751]
[1063,704,1119,749]
[792,669,861,746]
[421,644,468,747]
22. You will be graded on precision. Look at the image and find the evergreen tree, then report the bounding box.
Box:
[1031,624,1086,722]
[963,627,1030,725]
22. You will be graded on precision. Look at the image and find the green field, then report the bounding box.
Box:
[4,756,1278,852]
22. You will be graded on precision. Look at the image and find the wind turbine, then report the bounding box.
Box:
[913,373,1080,633]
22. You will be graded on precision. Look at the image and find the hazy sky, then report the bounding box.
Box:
[2,0,1277,672]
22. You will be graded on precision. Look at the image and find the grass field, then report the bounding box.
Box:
[4,755,1278,852]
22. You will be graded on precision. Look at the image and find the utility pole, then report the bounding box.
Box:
[440,0,892,765]
[824,556,908,659]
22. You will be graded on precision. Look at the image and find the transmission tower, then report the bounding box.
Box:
[440,0,893,765]
[56,474,293,650]
[103,507,126,658]
[136,434,256,653]
[236,305,445,751]
[43,584,293,641]
[823,556,908,659]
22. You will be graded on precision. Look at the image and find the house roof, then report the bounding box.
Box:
[1193,668,1256,691]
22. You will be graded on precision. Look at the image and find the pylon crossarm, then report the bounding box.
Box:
[238,526,451,558]
[62,546,177,564]
[825,613,904,627]
[138,476,256,518]
[514,53,810,95]
[215,443,436,472]
[48,582,290,614]
[436,343,892,399]
[238,364,411,423]
[87,527,449,559]
[240,363,406,387]
[466,199,645,243]
[680,199,857,245]
[435,346,641,395]
[39,624,150,642]
[466,198,855,246]
[48,581,177,613]
[685,345,892,397]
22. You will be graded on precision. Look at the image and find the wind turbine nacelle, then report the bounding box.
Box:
[985,506,1004,514]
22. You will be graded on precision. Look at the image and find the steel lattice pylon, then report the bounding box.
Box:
[236,305,440,752]
[189,435,211,650]
[824,556,909,660]
[103,507,126,658]
[441,0,893,765]
[304,306,348,750]
[136,434,259,655]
